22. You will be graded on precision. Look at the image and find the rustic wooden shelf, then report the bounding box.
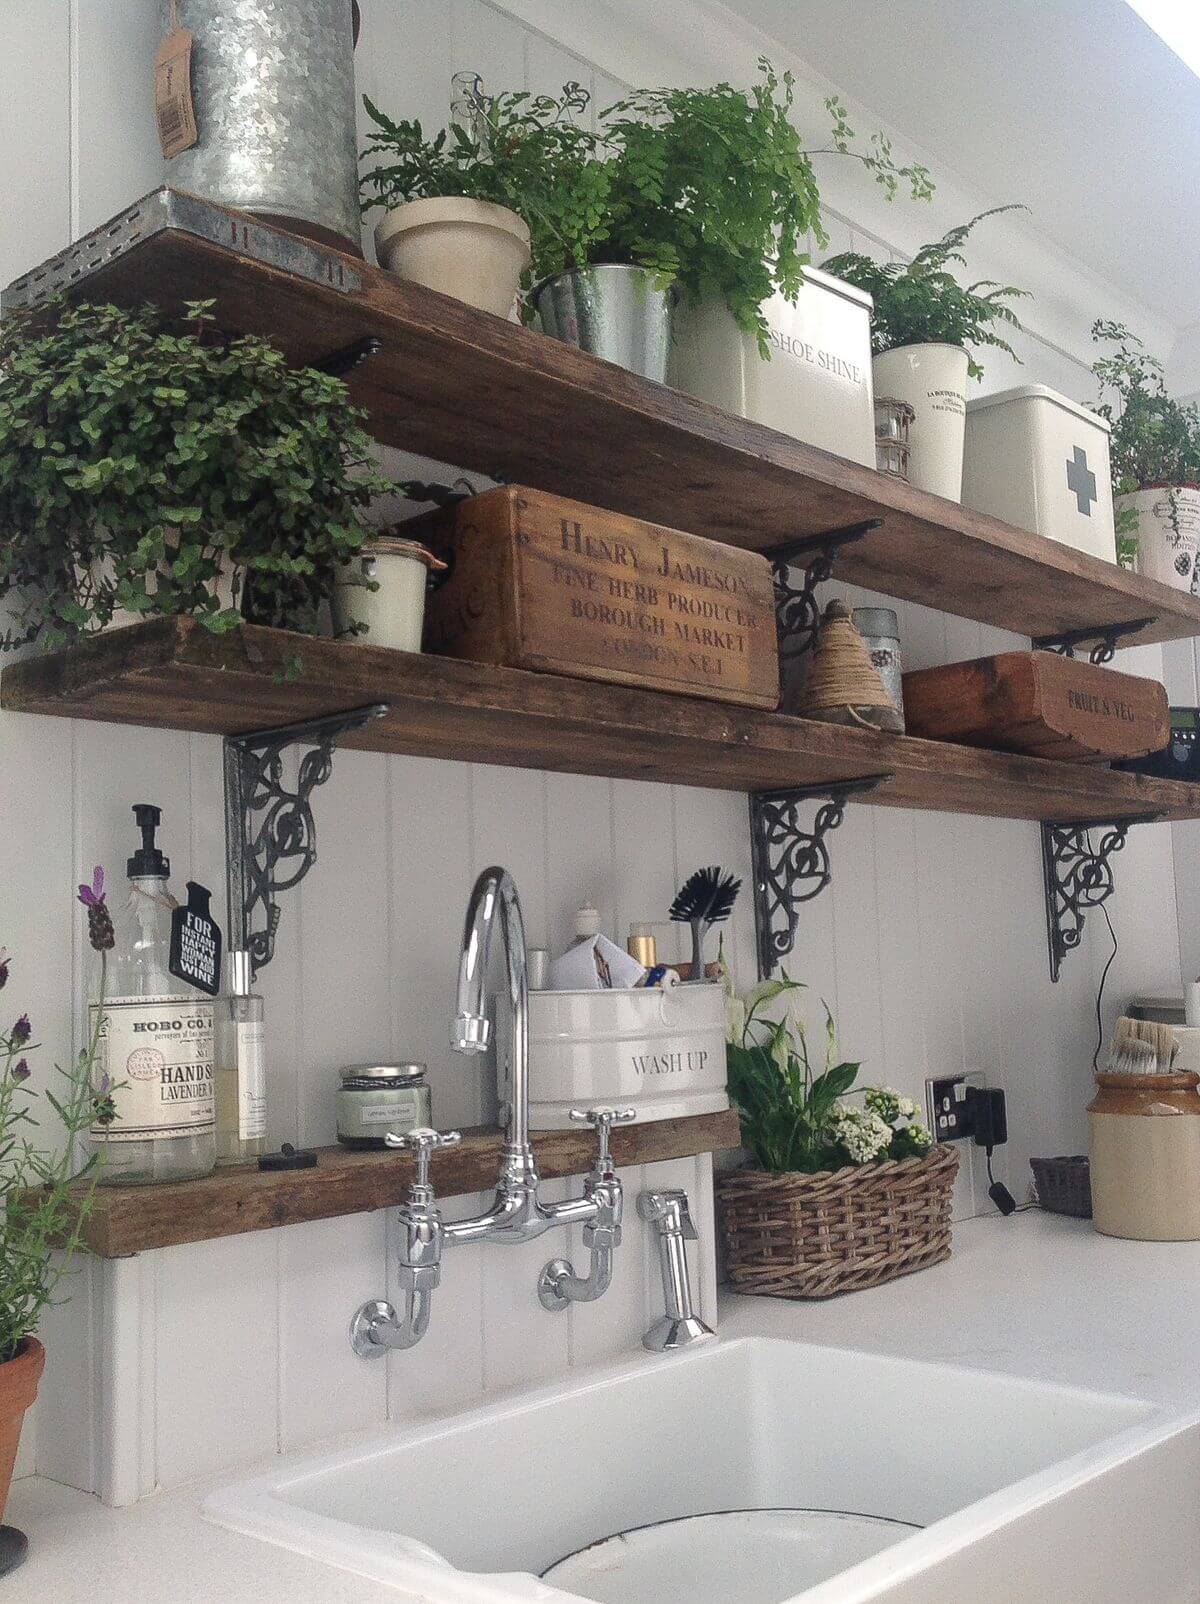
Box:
[5,619,1200,823]
[63,1108,739,1258]
[7,186,1200,651]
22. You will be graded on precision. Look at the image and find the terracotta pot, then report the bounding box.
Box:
[0,1339,44,1522]
[374,197,531,318]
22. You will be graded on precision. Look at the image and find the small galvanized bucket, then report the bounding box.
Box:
[531,264,674,382]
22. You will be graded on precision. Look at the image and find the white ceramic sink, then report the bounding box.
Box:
[205,1336,1200,1604]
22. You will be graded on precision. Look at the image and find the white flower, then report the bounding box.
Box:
[899,1096,919,1120]
[830,1104,893,1164]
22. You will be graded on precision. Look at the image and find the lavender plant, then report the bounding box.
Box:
[723,973,932,1174]
[0,870,113,1361]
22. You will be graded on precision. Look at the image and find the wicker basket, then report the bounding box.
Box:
[1030,1155,1092,1219]
[716,1144,959,1300]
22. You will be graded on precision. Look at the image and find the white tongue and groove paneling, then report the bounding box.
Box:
[2,0,1188,1504]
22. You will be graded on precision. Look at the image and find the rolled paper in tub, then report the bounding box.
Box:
[548,934,647,991]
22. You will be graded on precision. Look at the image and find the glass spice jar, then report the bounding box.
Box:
[336,1063,432,1149]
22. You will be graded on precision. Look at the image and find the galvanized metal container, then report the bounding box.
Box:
[851,606,905,724]
[160,0,361,253]
[532,265,674,383]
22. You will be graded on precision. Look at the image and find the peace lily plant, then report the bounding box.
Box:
[723,973,932,1174]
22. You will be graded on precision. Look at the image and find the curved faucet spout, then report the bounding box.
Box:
[453,867,531,1157]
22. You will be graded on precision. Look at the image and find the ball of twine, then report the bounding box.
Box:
[795,600,904,732]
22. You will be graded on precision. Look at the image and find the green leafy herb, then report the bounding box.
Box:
[824,207,1028,379]
[0,299,391,650]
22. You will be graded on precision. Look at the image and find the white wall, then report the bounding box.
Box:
[0,0,1188,1498]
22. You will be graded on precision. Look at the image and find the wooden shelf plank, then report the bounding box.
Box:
[7,187,1200,651]
[66,1109,741,1258]
[4,619,1200,823]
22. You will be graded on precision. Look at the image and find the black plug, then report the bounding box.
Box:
[964,1086,1007,1149]
[964,1087,1016,1215]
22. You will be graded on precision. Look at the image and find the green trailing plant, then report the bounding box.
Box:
[1091,318,1200,568]
[359,77,610,283]
[0,871,115,1362]
[0,299,390,650]
[823,207,1028,379]
[723,973,932,1175]
[594,60,934,352]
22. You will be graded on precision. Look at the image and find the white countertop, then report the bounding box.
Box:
[10,1211,1200,1603]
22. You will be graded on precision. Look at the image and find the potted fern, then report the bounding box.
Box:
[530,59,932,386]
[0,879,113,1572]
[360,75,605,320]
[1091,319,1200,584]
[824,209,1027,500]
[716,975,955,1300]
[0,299,389,652]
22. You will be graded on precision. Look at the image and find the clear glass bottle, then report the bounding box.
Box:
[215,950,266,1166]
[90,805,216,1185]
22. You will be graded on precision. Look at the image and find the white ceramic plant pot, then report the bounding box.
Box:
[1115,485,1200,593]
[331,536,445,651]
[872,343,970,501]
[84,550,237,632]
[374,197,531,318]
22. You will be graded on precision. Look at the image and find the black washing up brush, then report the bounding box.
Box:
[669,866,741,980]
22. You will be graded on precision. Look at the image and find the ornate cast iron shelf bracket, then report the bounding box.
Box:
[1034,616,1156,666]
[750,774,892,977]
[1041,812,1162,983]
[224,704,389,976]
[316,335,383,380]
[763,520,882,672]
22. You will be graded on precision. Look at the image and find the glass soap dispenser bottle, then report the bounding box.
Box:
[90,804,216,1185]
[215,950,266,1165]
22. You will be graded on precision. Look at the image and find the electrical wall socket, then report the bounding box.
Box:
[926,1070,986,1143]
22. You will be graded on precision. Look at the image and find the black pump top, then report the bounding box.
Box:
[128,803,170,879]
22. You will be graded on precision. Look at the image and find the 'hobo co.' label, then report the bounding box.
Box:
[90,995,215,1142]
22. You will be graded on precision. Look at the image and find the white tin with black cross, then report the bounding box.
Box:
[960,384,1117,563]
[527,983,728,1130]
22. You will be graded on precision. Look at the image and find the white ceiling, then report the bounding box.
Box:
[728,0,1200,332]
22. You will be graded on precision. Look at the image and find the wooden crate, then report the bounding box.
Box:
[411,486,779,708]
[902,650,1168,764]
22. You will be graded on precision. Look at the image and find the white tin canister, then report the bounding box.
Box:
[528,983,729,1130]
[871,343,970,500]
[332,537,445,651]
[1116,485,1200,594]
[961,384,1117,563]
[668,267,876,467]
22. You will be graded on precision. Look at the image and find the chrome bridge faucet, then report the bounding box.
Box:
[351,866,635,1358]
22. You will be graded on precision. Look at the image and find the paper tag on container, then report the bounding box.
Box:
[155,22,198,160]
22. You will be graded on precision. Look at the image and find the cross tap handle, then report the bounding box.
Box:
[386,1126,462,1189]
[569,1106,636,1168]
